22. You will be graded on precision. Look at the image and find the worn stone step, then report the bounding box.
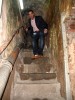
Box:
[18,63,56,81]
[20,51,49,58]
[19,63,54,73]
[15,68,57,84]
[20,73,56,80]
[20,46,49,58]
[15,68,56,84]
[10,82,65,100]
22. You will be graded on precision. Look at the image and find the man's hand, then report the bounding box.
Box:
[22,26,28,32]
[44,29,48,34]
[26,28,28,32]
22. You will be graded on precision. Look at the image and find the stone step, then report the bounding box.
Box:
[20,73,56,80]
[10,81,65,100]
[17,48,55,72]
[14,61,57,84]
[15,68,56,84]
[16,49,56,83]
[20,45,49,56]
[19,49,33,58]
[19,50,49,58]
[17,61,56,81]
[19,63,54,73]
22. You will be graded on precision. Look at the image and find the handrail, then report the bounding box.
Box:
[0,26,23,55]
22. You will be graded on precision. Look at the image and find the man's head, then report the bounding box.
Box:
[28,10,35,19]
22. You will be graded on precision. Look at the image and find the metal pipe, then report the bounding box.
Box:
[0,59,12,98]
[0,43,24,99]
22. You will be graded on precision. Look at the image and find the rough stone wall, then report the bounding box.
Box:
[59,0,72,12]
[46,0,72,98]
[46,0,64,97]
[72,0,75,6]
[1,0,22,59]
[23,0,48,16]
[65,6,75,99]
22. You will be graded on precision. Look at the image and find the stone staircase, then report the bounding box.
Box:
[10,48,65,100]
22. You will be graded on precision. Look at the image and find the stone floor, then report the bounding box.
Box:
[10,48,65,100]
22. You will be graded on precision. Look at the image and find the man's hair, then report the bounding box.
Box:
[28,9,34,13]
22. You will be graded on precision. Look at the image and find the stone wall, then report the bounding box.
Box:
[59,0,72,12]
[46,0,72,98]
[65,6,75,99]
[1,0,22,59]
[46,0,64,97]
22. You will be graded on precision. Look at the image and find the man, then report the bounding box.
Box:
[27,10,48,59]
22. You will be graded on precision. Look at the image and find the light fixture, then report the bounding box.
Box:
[0,0,2,16]
[19,0,24,10]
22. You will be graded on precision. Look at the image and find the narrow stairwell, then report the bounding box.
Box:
[0,0,74,99]
[10,47,65,100]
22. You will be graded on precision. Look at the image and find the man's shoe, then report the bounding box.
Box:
[32,55,39,59]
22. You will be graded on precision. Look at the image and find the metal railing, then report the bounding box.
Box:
[0,26,24,55]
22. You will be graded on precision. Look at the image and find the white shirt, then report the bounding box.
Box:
[31,18,39,32]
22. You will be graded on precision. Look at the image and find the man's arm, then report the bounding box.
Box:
[39,16,48,34]
[39,16,48,29]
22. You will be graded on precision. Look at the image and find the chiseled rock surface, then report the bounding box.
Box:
[65,7,75,100]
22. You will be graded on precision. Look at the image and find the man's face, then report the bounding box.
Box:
[28,11,35,19]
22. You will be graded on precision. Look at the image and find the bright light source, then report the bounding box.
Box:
[19,0,24,10]
[0,0,2,16]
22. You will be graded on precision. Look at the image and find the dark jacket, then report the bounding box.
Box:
[28,16,48,34]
